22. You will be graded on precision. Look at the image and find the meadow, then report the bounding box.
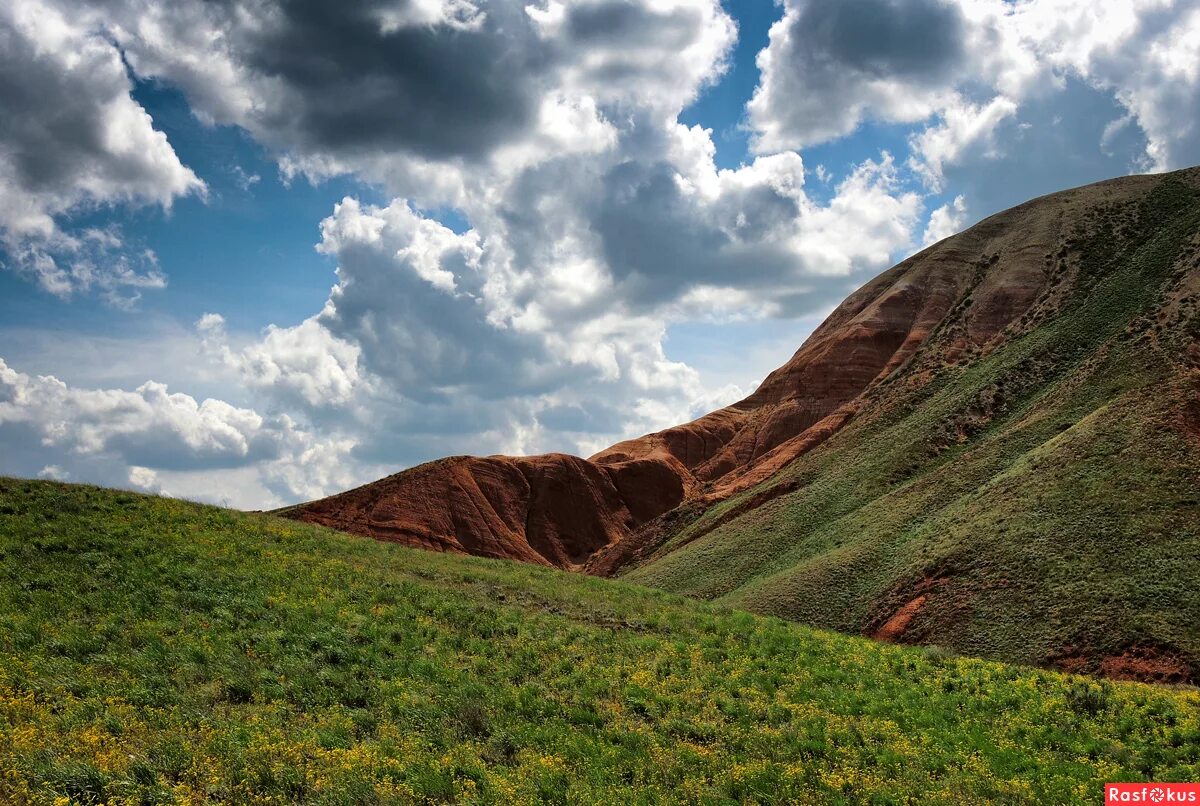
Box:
[1,478,1199,804]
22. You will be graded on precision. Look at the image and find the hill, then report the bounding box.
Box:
[617,169,1200,682]
[283,168,1200,681]
[2,478,1200,803]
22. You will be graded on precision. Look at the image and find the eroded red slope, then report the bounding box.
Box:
[281,173,1153,568]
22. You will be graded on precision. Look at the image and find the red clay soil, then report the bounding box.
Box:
[873,595,928,643]
[280,172,1162,572]
[282,453,694,569]
[1054,645,1195,685]
[1099,647,1194,685]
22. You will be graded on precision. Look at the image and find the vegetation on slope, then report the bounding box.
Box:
[624,173,1200,680]
[1,480,1199,804]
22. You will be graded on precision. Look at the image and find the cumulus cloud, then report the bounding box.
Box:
[749,0,1200,186]
[908,96,1020,190]
[199,149,916,434]
[0,358,272,470]
[127,465,161,493]
[1008,0,1200,173]
[198,312,365,410]
[91,0,731,196]
[37,464,68,481]
[923,195,968,245]
[122,0,920,489]
[749,0,969,152]
[0,356,364,507]
[210,197,709,466]
[2,0,800,502]
[194,147,922,473]
[0,0,203,298]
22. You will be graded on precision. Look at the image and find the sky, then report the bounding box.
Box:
[1,0,1199,508]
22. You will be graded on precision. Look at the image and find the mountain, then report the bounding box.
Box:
[283,167,1200,680]
[3,479,1199,803]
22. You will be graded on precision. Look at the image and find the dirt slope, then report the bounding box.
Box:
[282,452,695,568]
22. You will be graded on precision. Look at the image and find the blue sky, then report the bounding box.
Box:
[2,0,1199,507]
[0,82,359,335]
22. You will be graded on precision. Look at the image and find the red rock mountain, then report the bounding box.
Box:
[279,169,1187,571]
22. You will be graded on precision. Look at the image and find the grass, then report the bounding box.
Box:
[2,479,1200,804]
[622,173,1200,675]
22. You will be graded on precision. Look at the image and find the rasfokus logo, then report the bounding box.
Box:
[1107,784,1200,803]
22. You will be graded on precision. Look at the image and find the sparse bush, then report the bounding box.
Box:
[456,702,492,738]
[922,645,958,666]
[1066,681,1112,716]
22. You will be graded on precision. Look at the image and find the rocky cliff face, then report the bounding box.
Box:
[281,170,1178,571]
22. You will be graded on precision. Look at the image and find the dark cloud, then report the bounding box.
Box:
[102,429,281,472]
[102,0,735,176]
[224,0,544,160]
[596,160,801,307]
[537,402,625,434]
[315,201,592,403]
[793,0,965,81]
[0,6,200,214]
[564,0,705,49]
[749,0,970,149]
[598,161,729,299]
[0,22,163,198]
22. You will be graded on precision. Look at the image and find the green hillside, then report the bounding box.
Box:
[623,173,1200,679]
[1,479,1199,804]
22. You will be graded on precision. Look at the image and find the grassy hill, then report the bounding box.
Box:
[1,479,1199,804]
[276,168,1200,683]
[621,171,1200,680]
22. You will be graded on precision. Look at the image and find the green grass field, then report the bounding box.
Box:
[1,479,1199,804]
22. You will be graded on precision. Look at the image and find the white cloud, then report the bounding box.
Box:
[923,195,968,246]
[749,0,1200,180]
[182,142,923,491]
[1057,2,1200,171]
[0,0,906,502]
[374,0,486,32]
[198,312,365,409]
[127,465,160,493]
[0,0,203,299]
[787,154,923,279]
[748,0,971,153]
[0,0,796,502]
[908,96,1020,190]
[36,464,68,481]
[0,356,366,507]
[9,234,169,309]
[90,0,733,200]
[0,365,262,466]
[230,165,261,191]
